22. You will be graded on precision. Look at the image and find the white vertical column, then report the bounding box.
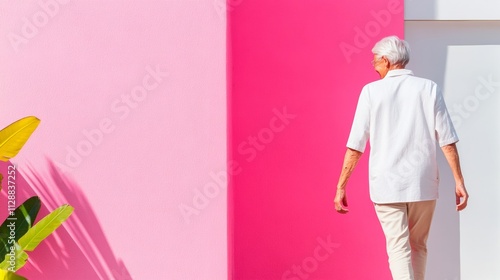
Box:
[406,20,500,280]
[444,45,500,280]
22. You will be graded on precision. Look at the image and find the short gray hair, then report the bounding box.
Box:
[371,36,410,67]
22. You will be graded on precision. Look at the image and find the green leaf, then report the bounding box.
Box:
[0,243,28,272]
[0,116,41,161]
[0,269,27,280]
[18,204,73,252]
[0,197,41,259]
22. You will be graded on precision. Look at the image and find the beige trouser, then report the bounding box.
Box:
[374,200,437,280]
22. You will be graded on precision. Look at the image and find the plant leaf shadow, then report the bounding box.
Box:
[0,159,132,280]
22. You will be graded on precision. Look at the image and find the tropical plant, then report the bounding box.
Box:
[0,198,74,272]
[0,116,74,279]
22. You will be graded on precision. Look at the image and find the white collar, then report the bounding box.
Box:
[384,69,413,78]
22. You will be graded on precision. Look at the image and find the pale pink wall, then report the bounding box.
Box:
[0,1,226,279]
[228,0,404,279]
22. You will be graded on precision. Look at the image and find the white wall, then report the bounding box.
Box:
[406,0,500,20]
[445,45,500,280]
[406,20,500,280]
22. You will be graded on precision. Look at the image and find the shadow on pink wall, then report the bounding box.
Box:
[0,160,131,280]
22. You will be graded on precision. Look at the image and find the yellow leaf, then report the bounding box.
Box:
[0,269,27,280]
[0,117,40,161]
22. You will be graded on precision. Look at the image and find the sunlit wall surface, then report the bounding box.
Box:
[228,1,404,279]
[0,1,498,279]
[406,3,500,279]
[0,1,226,279]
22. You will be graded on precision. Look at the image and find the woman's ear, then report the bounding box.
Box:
[382,56,390,67]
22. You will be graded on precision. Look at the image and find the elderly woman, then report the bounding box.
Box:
[334,36,469,280]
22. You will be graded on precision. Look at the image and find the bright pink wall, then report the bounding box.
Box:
[228,1,404,279]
